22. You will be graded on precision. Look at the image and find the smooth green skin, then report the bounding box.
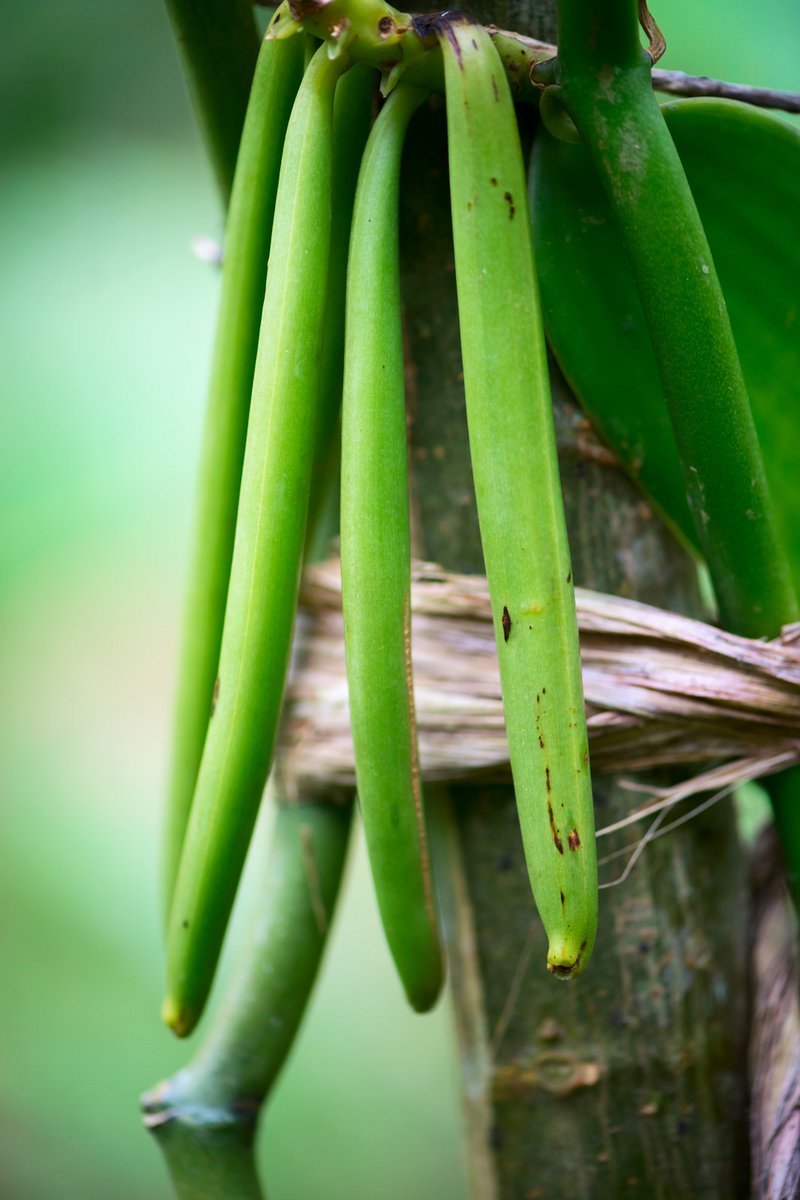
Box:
[308,64,378,542]
[164,0,260,205]
[551,0,800,892]
[145,800,353,1200]
[547,29,798,641]
[163,46,350,1038]
[340,85,444,1012]
[162,27,305,930]
[441,20,597,979]
[530,100,800,584]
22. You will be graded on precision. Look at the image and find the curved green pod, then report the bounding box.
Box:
[162,25,305,928]
[340,83,444,1012]
[440,17,598,979]
[530,100,800,583]
[163,45,351,1038]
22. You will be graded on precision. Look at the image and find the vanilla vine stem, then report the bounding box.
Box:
[167,0,800,205]
[488,28,800,112]
[144,799,353,1200]
[544,0,800,890]
[277,1,800,112]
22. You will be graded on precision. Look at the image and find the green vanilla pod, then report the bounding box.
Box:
[340,83,444,1011]
[163,45,350,1038]
[440,17,598,978]
[162,24,305,928]
[307,63,377,543]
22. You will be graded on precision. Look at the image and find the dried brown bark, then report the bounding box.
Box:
[751,828,800,1200]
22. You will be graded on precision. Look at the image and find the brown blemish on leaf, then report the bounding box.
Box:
[560,889,565,909]
[568,829,581,851]
[490,176,498,186]
[566,571,572,583]
[502,605,511,642]
[504,190,516,219]
[211,676,220,715]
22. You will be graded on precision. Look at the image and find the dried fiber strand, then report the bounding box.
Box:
[279,558,800,810]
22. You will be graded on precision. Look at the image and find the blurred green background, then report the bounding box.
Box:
[1,3,797,1198]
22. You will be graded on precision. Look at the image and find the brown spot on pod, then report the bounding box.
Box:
[502,605,511,641]
[568,829,581,851]
[547,799,563,854]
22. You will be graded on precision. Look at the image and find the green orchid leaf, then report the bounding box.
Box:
[530,99,800,584]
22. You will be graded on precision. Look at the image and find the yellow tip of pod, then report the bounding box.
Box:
[546,938,591,981]
[161,996,194,1038]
